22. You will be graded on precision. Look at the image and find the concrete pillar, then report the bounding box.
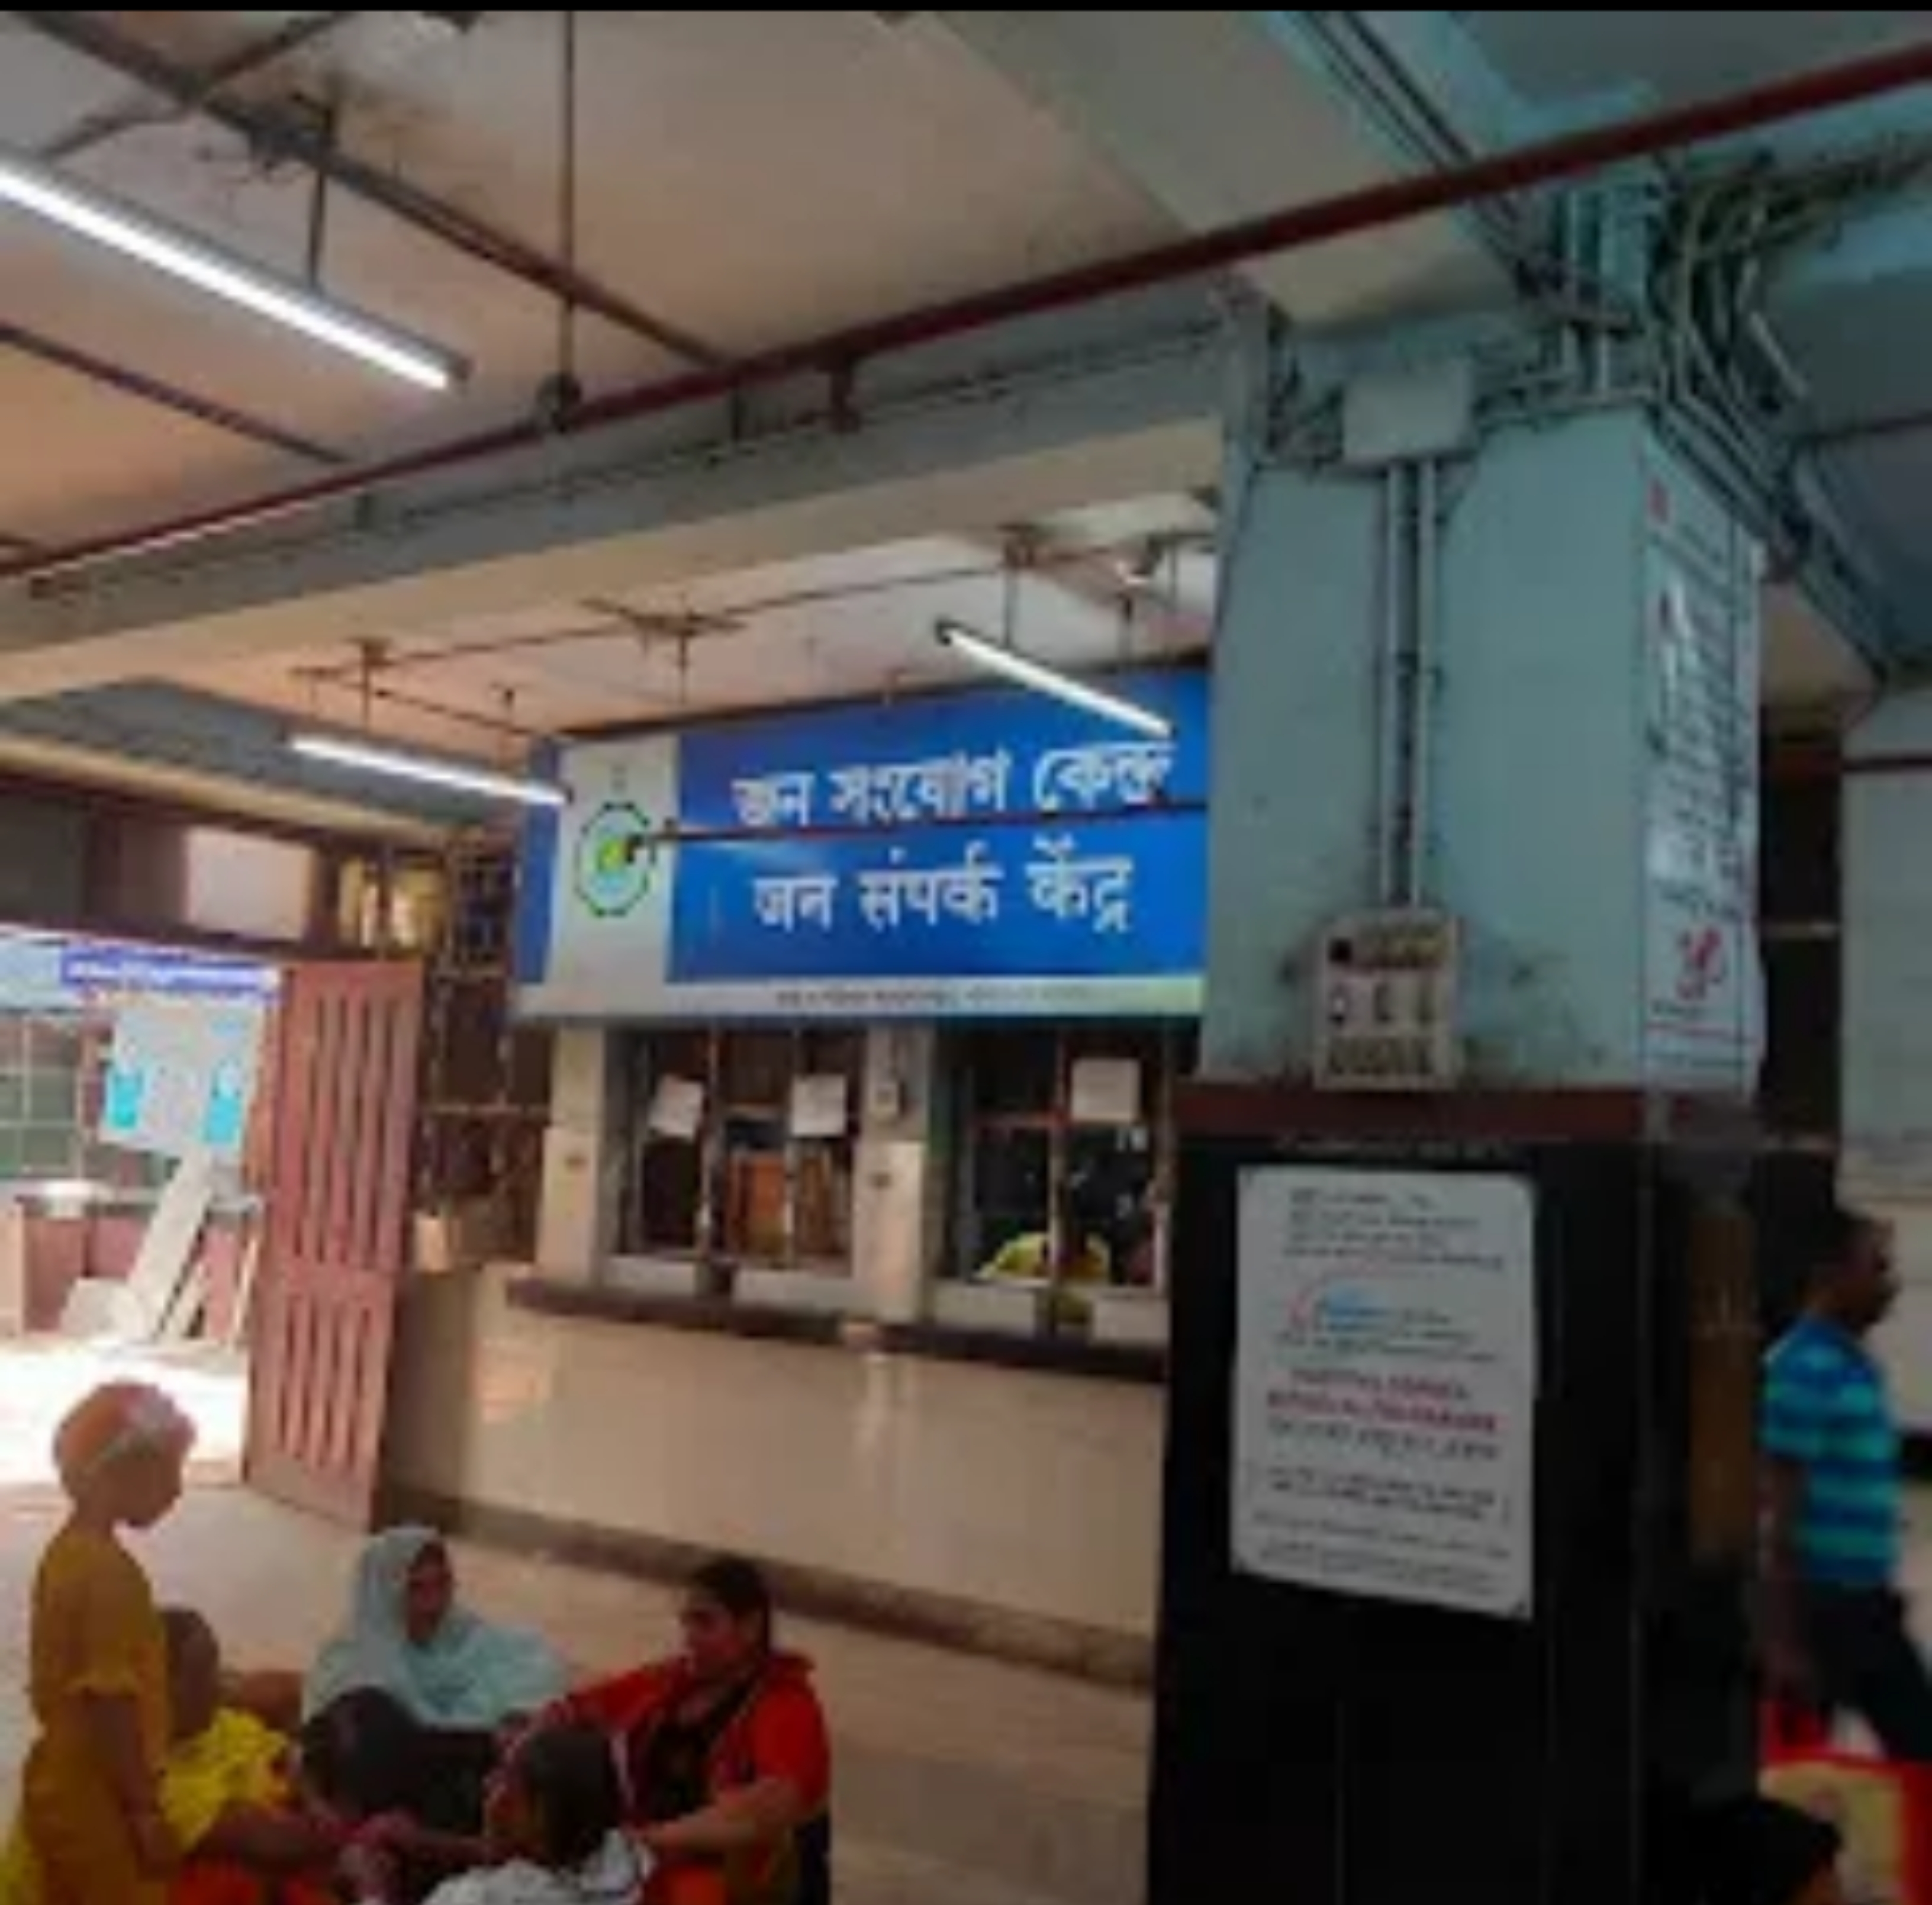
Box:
[851,1025,945,1323]
[534,1027,626,1281]
[1154,375,1765,1905]
[1205,403,1762,1094]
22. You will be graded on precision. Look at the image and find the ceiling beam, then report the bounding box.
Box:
[934,11,1502,324]
[11,9,728,370]
[1807,404,1932,453]
[0,289,1225,698]
[0,316,345,466]
[0,679,490,829]
[1768,188,1932,305]
[38,11,363,163]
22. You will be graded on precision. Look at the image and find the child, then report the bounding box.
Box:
[4,1606,349,1905]
[353,1724,648,1905]
[157,1608,347,1904]
[11,1381,196,1905]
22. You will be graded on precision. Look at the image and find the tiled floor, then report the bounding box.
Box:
[0,1484,1152,1905]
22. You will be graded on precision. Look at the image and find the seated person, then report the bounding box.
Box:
[354,1725,650,1905]
[304,1528,566,1838]
[0,1607,344,1905]
[549,1559,830,1905]
[155,1610,346,1905]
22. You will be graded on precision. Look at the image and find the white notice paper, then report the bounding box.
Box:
[1069,1057,1142,1127]
[1234,1167,1537,1620]
[648,1075,706,1141]
[789,1073,851,1140]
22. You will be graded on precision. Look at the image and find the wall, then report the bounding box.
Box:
[1844,695,1932,1426]
[386,1265,1166,1652]
[1841,691,1932,1438]
[0,768,339,951]
[1878,1209,1932,1436]
[0,796,86,924]
[1843,690,1932,1200]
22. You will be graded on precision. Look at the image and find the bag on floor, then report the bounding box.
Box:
[1763,1725,1932,1904]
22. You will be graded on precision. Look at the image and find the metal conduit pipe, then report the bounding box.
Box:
[11,38,1932,588]
[1409,456,1441,909]
[301,538,1200,680]
[297,672,550,744]
[0,317,344,466]
[1374,465,1405,908]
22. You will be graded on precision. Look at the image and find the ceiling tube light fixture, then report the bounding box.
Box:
[0,149,467,391]
[933,617,1174,739]
[291,732,567,808]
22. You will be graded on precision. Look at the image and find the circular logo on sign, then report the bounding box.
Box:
[573,801,657,919]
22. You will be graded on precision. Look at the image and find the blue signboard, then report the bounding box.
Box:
[520,667,1210,1020]
[60,944,280,1004]
[672,671,1207,986]
[0,928,279,1013]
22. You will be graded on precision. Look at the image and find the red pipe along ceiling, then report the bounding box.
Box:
[10,37,1932,587]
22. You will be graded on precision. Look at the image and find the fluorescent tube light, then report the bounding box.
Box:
[291,733,566,808]
[0,150,466,391]
[934,619,1174,739]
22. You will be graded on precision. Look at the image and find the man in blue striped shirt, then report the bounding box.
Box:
[1762,1206,1932,1758]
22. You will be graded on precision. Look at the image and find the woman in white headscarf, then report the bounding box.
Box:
[302,1527,566,1855]
[307,1528,564,1733]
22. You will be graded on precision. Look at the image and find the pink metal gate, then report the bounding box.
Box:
[247,960,423,1526]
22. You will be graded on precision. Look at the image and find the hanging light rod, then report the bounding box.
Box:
[0,148,466,391]
[933,618,1173,739]
[290,732,566,807]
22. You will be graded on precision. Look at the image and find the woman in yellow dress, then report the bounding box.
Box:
[3,1381,195,1905]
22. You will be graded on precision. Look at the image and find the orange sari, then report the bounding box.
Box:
[159,1710,335,1905]
[647,1872,728,1905]
[173,1869,334,1905]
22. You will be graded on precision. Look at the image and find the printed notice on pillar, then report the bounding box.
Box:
[1641,440,1763,1095]
[1233,1167,1538,1620]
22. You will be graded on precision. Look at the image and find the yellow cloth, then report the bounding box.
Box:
[1,1710,291,1905]
[980,1234,1112,1326]
[155,1711,288,1854]
[4,1523,170,1905]
[981,1234,1111,1285]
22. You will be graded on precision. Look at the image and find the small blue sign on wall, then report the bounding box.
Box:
[99,1000,266,1163]
[61,944,280,1003]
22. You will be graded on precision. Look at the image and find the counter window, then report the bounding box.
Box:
[625,1027,861,1272]
[950,1024,1192,1304]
